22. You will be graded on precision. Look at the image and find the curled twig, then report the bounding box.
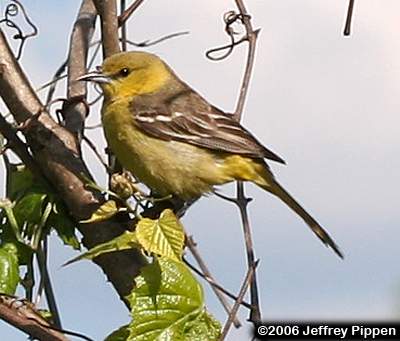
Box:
[0,0,38,59]
[206,10,252,61]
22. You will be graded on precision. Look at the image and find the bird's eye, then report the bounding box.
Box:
[119,68,130,77]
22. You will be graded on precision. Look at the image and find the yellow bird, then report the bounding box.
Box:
[78,51,343,258]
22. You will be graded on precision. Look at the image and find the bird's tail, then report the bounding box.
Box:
[256,171,343,259]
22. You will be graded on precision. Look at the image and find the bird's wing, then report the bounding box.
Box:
[131,90,285,164]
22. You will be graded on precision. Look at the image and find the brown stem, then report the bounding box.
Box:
[94,0,120,57]
[36,245,62,329]
[219,260,258,340]
[184,260,252,310]
[233,0,259,121]
[94,0,122,176]
[64,0,97,138]
[231,0,262,324]
[118,0,145,27]
[0,295,69,341]
[236,182,261,323]
[186,236,241,328]
[0,114,48,186]
[120,0,127,51]
[344,0,355,36]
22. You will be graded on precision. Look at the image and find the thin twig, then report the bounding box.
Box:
[120,0,127,51]
[344,0,356,36]
[46,60,68,106]
[206,36,247,61]
[186,236,241,328]
[36,243,62,329]
[82,134,111,172]
[123,31,189,48]
[118,0,145,26]
[184,259,252,310]
[236,182,261,323]
[219,260,258,341]
[36,74,67,94]
[0,0,38,59]
[23,257,35,302]
[233,2,259,120]
[232,0,262,324]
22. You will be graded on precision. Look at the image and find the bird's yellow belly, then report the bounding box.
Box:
[102,106,232,200]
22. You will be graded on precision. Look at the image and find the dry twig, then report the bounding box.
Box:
[219,260,259,340]
[186,236,241,328]
[0,294,69,341]
[0,0,38,59]
[205,0,262,325]
[344,0,356,36]
[118,0,145,26]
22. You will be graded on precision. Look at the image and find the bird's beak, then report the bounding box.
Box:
[76,71,111,84]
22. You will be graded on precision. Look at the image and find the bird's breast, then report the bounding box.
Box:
[101,101,232,199]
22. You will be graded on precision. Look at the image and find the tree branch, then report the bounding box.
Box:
[0,27,146,303]
[64,0,97,138]
[94,0,120,57]
[0,295,69,341]
[118,0,145,27]
[0,114,47,186]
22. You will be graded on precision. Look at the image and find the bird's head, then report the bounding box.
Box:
[77,51,171,99]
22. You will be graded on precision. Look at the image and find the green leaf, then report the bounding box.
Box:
[0,199,21,242]
[81,200,120,223]
[1,165,80,252]
[136,209,185,262]
[6,164,35,200]
[13,192,47,229]
[48,202,80,250]
[104,325,130,341]
[183,310,222,341]
[126,258,221,341]
[0,243,20,295]
[64,231,139,266]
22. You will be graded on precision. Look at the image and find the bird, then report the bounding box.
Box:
[78,51,343,258]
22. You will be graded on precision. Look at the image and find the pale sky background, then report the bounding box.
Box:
[1,1,400,340]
